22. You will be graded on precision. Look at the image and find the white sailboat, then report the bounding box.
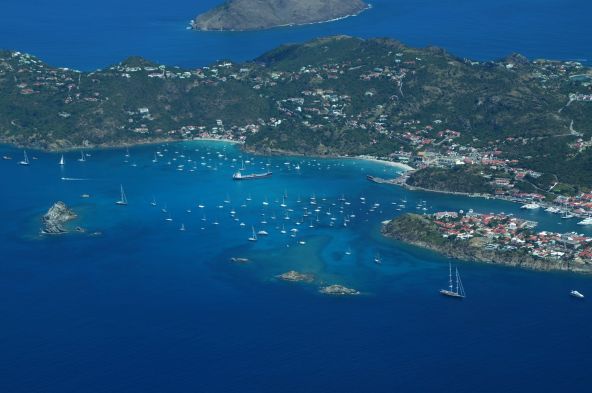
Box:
[115,184,128,206]
[78,151,86,162]
[570,290,584,299]
[440,263,465,299]
[248,226,258,242]
[18,150,30,166]
[374,252,382,264]
[59,154,65,166]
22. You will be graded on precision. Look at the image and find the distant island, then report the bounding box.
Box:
[382,212,592,274]
[192,0,369,31]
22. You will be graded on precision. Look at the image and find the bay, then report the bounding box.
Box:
[0,141,591,392]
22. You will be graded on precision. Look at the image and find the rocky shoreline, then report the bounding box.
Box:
[382,214,592,274]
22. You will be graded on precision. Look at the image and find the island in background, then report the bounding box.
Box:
[192,0,369,31]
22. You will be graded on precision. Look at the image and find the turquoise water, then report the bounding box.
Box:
[1,141,591,392]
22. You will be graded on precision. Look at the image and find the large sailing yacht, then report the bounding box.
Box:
[440,263,465,299]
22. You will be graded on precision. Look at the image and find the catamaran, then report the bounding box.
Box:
[115,185,128,206]
[440,263,466,299]
[18,150,30,166]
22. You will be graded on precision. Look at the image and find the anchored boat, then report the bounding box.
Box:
[232,170,272,180]
[440,263,466,299]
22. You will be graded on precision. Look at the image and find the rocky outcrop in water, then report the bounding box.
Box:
[319,284,360,296]
[277,270,314,282]
[41,201,77,234]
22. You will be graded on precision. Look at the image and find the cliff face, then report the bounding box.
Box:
[193,0,368,31]
[382,214,592,274]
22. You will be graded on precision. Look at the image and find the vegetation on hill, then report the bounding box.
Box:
[0,36,591,189]
[192,0,368,31]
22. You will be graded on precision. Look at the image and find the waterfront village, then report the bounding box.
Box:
[430,210,592,264]
[2,48,592,221]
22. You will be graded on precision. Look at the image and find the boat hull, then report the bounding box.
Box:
[440,289,465,299]
[232,172,272,180]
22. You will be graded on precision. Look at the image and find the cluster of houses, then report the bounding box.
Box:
[431,211,592,263]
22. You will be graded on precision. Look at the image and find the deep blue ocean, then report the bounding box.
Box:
[2,1,592,392]
[1,0,591,70]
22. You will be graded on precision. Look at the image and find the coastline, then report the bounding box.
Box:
[0,136,244,154]
[382,215,592,275]
[242,145,414,171]
[352,155,414,171]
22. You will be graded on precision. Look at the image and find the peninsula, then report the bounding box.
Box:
[382,212,592,273]
[192,0,369,31]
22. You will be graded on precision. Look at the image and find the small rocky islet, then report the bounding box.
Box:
[319,284,360,296]
[41,201,77,234]
[276,270,315,283]
[275,271,359,295]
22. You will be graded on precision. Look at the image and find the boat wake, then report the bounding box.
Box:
[60,177,88,181]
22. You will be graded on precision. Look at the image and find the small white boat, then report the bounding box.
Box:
[59,154,65,166]
[179,224,186,231]
[78,151,86,162]
[521,203,540,210]
[570,290,584,299]
[115,185,128,206]
[257,230,269,236]
[577,217,592,226]
[18,150,30,166]
[248,226,257,242]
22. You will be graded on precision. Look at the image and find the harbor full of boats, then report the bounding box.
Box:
[3,140,592,300]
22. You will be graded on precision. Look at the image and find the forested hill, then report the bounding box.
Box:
[0,36,591,186]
